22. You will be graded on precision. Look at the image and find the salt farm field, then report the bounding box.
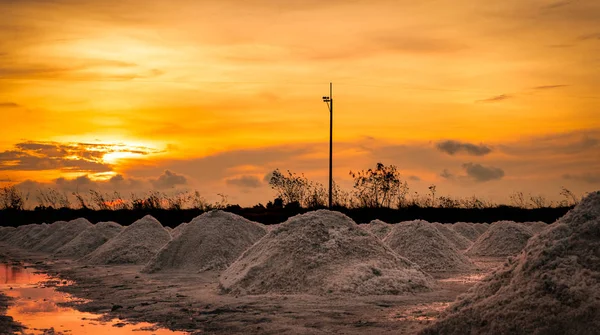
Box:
[0,191,599,334]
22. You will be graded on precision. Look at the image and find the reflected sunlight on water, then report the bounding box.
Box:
[1,263,189,335]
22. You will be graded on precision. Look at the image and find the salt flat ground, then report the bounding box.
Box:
[0,244,503,335]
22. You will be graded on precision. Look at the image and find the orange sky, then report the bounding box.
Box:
[1,0,599,206]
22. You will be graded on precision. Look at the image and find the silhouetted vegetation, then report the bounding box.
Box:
[0,162,583,227]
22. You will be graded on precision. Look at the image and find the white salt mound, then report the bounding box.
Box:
[384,220,475,272]
[450,222,485,242]
[262,223,282,232]
[220,210,434,296]
[472,223,490,236]
[83,215,171,265]
[520,221,549,234]
[54,222,123,258]
[362,219,393,240]
[143,210,267,273]
[422,191,600,335]
[170,222,189,239]
[33,219,93,253]
[5,224,47,247]
[21,221,67,249]
[434,223,473,250]
[466,221,533,257]
[0,227,17,241]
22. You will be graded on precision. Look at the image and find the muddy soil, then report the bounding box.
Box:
[0,243,504,334]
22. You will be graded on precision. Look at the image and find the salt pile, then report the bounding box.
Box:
[362,219,393,240]
[0,227,16,241]
[143,210,267,273]
[465,221,533,257]
[422,191,600,334]
[21,221,67,249]
[384,220,475,272]
[170,222,189,239]
[220,210,434,296]
[83,215,171,265]
[262,223,282,232]
[54,222,123,258]
[472,223,490,235]
[5,224,47,247]
[450,222,485,241]
[434,223,473,250]
[33,219,93,253]
[520,221,549,234]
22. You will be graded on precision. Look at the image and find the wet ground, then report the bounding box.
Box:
[0,262,189,335]
[0,244,505,334]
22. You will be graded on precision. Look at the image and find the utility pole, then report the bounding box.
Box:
[322,83,333,208]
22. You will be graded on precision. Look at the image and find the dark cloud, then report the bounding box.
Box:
[532,85,569,90]
[542,1,573,10]
[499,130,599,156]
[108,174,145,190]
[440,169,454,179]
[150,170,187,189]
[580,33,600,40]
[226,175,263,188]
[408,175,421,181]
[547,44,574,48]
[0,59,162,81]
[476,94,512,103]
[0,102,20,108]
[136,145,315,183]
[563,173,600,184]
[263,171,274,183]
[370,34,467,54]
[54,175,95,190]
[436,140,492,156]
[462,163,505,182]
[16,173,150,194]
[0,140,160,173]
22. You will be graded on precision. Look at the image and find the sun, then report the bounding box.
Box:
[102,151,147,164]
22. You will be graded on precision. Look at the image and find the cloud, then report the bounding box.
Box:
[563,173,600,184]
[370,33,468,54]
[0,140,161,173]
[54,175,95,190]
[0,60,162,81]
[150,170,187,189]
[476,94,512,103]
[462,163,505,182]
[542,1,573,10]
[440,169,454,179]
[408,175,421,181]
[0,102,20,108]
[499,130,599,156]
[263,171,274,183]
[436,140,492,156]
[580,33,600,40]
[226,175,263,188]
[532,85,569,90]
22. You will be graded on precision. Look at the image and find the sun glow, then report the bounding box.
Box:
[102,151,146,164]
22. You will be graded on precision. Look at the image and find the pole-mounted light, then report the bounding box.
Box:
[322,83,333,208]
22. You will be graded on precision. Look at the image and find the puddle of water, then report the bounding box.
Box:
[1,263,190,335]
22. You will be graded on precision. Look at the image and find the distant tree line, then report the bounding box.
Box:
[0,162,582,213]
[267,163,581,210]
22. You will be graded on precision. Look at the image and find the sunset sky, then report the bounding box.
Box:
[1,0,599,206]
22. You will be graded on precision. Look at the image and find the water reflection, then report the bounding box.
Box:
[0,263,189,335]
